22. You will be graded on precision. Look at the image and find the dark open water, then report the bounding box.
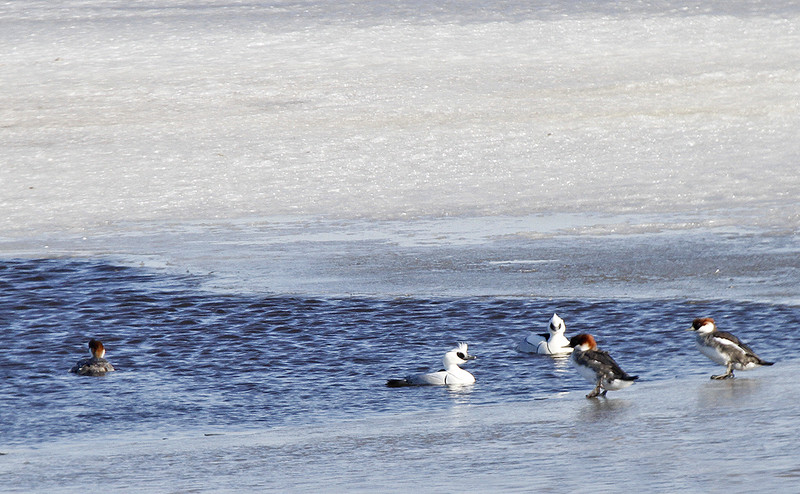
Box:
[2,258,797,448]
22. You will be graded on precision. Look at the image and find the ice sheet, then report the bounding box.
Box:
[2,0,799,237]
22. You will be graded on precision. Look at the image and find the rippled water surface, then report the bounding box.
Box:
[2,258,797,448]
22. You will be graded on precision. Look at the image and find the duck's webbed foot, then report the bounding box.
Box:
[586,385,603,398]
[711,372,734,380]
[711,364,734,380]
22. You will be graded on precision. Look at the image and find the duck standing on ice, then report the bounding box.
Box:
[517,313,573,355]
[687,317,773,380]
[387,342,477,386]
[70,339,116,376]
[567,334,638,398]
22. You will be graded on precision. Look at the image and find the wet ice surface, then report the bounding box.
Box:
[4,356,800,492]
[4,213,799,304]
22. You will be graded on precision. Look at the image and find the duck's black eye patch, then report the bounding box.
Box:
[549,323,556,330]
[457,352,466,359]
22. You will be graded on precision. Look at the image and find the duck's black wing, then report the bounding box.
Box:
[586,349,638,381]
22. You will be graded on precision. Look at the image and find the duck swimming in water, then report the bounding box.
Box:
[517,313,573,355]
[567,334,637,398]
[687,317,773,380]
[70,339,115,376]
[387,342,477,386]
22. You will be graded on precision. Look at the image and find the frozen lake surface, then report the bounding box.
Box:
[1,0,799,492]
[2,0,799,234]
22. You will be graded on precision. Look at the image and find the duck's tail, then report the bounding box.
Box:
[386,378,412,387]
